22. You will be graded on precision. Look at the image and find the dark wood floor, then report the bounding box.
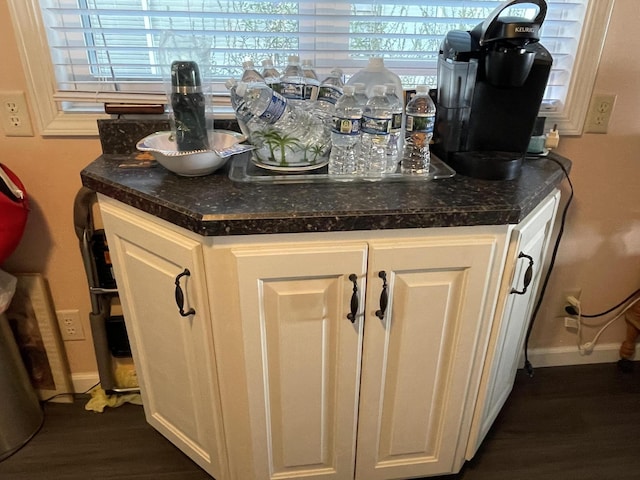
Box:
[1,362,639,480]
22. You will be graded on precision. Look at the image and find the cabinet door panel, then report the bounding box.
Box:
[356,237,499,480]
[100,202,226,479]
[466,191,559,458]
[231,244,368,480]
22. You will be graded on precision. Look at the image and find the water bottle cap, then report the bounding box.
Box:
[302,59,314,67]
[367,57,385,70]
[236,82,248,97]
[242,60,256,69]
[288,55,300,63]
[262,58,274,67]
[343,85,355,95]
[416,85,429,94]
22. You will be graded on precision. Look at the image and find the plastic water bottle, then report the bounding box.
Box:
[261,58,281,93]
[280,55,306,105]
[225,78,252,137]
[235,82,325,146]
[241,59,265,84]
[301,59,320,101]
[346,57,402,99]
[315,68,344,122]
[352,83,368,108]
[384,83,403,173]
[402,85,436,175]
[360,84,391,179]
[328,85,362,178]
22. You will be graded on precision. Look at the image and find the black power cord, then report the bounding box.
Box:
[523,156,574,377]
[39,381,100,404]
[565,288,640,318]
[0,381,102,464]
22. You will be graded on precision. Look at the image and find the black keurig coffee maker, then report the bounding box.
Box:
[432,0,552,180]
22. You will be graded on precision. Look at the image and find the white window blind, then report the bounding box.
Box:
[7,0,614,135]
[40,0,587,111]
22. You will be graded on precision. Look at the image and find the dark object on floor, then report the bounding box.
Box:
[618,358,635,373]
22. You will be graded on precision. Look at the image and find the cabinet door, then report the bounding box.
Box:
[216,242,367,480]
[466,191,559,459]
[356,235,500,480]
[99,200,227,479]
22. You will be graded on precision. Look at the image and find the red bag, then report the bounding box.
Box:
[0,164,29,264]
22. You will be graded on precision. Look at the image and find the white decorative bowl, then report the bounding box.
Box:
[136,130,247,176]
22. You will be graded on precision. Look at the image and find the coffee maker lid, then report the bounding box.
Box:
[474,0,547,46]
[482,18,541,44]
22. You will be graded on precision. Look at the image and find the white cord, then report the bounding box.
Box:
[576,301,585,353]
[578,296,640,354]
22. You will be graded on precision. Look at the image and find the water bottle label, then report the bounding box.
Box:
[280,82,305,100]
[259,93,287,124]
[361,115,391,135]
[406,114,434,133]
[317,85,342,105]
[390,112,402,133]
[331,116,361,135]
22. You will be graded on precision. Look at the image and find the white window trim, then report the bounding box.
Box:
[8,0,614,137]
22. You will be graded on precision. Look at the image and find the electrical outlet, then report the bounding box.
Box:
[557,289,582,318]
[584,93,616,134]
[0,91,34,137]
[56,309,85,341]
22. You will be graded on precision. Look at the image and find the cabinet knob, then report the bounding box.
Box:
[347,273,359,323]
[510,252,534,295]
[174,268,196,317]
[375,271,388,320]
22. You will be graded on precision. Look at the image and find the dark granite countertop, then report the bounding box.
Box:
[80,150,569,237]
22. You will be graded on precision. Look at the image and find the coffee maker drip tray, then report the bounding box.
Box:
[448,151,524,181]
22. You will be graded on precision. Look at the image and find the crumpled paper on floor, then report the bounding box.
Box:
[85,385,143,413]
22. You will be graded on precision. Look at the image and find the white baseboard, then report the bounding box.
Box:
[71,372,100,393]
[72,345,634,392]
[525,342,638,368]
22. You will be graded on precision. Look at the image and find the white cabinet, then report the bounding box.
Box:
[208,242,368,480]
[99,200,228,480]
[206,232,505,480]
[466,191,559,458]
[97,190,558,480]
[356,237,503,480]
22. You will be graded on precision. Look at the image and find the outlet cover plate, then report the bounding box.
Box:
[557,289,582,318]
[584,93,616,134]
[0,91,34,137]
[56,309,85,341]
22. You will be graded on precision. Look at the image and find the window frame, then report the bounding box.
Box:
[7,0,615,137]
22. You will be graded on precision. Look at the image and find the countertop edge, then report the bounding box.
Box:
[81,153,569,236]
